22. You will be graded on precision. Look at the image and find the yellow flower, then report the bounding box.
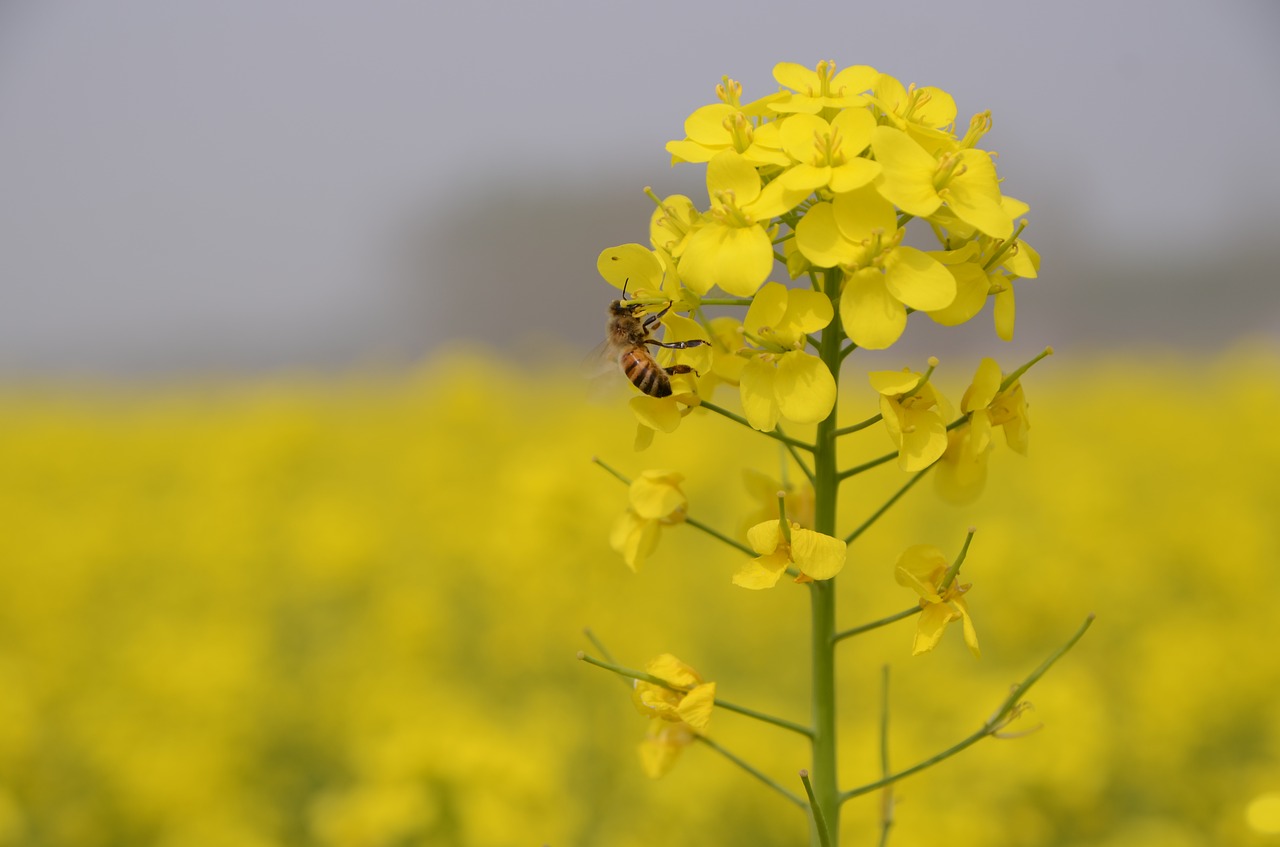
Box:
[936,357,1034,503]
[665,103,789,168]
[871,125,1012,240]
[869,367,952,471]
[871,73,957,154]
[793,186,956,349]
[771,60,877,114]
[678,151,807,297]
[894,545,979,657]
[740,469,815,538]
[776,108,880,194]
[631,654,715,779]
[609,470,688,570]
[737,282,836,431]
[733,519,846,589]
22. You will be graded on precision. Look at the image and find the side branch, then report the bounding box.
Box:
[578,652,814,739]
[833,606,921,645]
[697,736,807,809]
[700,401,816,452]
[838,615,1095,804]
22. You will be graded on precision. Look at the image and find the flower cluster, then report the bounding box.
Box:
[586,61,1071,840]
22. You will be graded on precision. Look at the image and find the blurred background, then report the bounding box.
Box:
[2,1,1279,845]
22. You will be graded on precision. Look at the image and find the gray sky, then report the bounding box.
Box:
[2,0,1278,375]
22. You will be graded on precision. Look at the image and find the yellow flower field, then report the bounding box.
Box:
[1,346,1277,846]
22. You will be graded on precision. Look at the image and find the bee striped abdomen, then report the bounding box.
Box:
[620,349,671,397]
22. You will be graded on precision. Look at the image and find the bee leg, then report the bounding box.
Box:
[645,339,710,349]
[663,364,699,377]
[640,302,674,330]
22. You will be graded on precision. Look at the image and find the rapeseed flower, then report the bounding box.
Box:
[895,544,980,657]
[734,519,846,589]
[771,60,876,114]
[737,282,836,430]
[632,654,715,778]
[870,366,952,471]
[610,470,688,571]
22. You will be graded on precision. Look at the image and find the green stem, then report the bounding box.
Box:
[800,770,834,847]
[808,267,843,845]
[833,412,881,438]
[877,665,894,847]
[684,515,755,557]
[698,298,755,307]
[836,450,896,481]
[696,736,806,808]
[843,469,929,544]
[700,401,816,452]
[577,653,813,738]
[832,606,921,645]
[838,615,1094,803]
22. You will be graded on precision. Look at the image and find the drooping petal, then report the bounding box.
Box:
[954,598,981,658]
[993,279,1016,341]
[629,470,686,521]
[630,395,682,433]
[610,511,660,572]
[774,352,836,424]
[898,406,948,471]
[745,518,783,556]
[912,603,954,655]
[962,357,1003,412]
[790,528,847,580]
[740,356,781,432]
[926,260,989,327]
[883,246,956,311]
[732,551,789,590]
[935,428,990,505]
[676,682,716,731]
[638,720,694,779]
[840,268,906,350]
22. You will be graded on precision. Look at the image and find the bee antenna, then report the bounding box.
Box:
[622,278,630,299]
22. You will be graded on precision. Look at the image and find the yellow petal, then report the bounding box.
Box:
[962,358,1002,412]
[745,519,783,556]
[683,103,737,146]
[680,223,773,297]
[739,357,781,432]
[912,604,954,655]
[774,352,836,424]
[832,185,896,244]
[778,113,829,161]
[795,202,857,268]
[871,126,941,217]
[883,246,955,311]
[706,149,761,203]
[868,369,921,396]
[828,158,881,193]
[790,528,847,580]
[630,395,681,433]
[609,512,659,572]
[744,282,788,335]
[732,552,789,590]
[954,599,981,658]
[896,544,947,584]
[926,260,989,327]
[677,682,716,732]
[645,653,702,688]
[779,289,834,338]
[830,106,875,154]
[840,268,906,350]
[597,244,663,292]
[629,471,686,520]
[993,281,1016,341]
[898,407,948,471]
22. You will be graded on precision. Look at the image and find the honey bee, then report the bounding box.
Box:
[606,295,709,398]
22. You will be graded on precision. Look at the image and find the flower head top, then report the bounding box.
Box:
[894,544,979,657]
[772,60,877,114]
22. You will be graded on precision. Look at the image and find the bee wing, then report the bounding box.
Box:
[581,339,630,404]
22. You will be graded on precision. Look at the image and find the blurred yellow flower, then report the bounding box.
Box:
[609,469,688,571]
[895,544,980,658]
[631,653,716,732]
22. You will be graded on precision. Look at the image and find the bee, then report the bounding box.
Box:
[606,294,710,398]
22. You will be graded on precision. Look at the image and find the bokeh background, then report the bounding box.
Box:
[2,1,1279,845]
